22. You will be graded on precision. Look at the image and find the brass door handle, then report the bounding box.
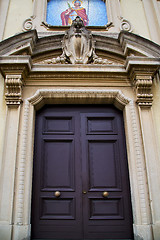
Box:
[103,191,109,197]
[54,191,61,197]
[83,191,87,194]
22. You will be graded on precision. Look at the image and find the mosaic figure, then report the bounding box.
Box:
[61,0,88,26]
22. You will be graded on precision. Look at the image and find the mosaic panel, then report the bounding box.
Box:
[46,0,108,26]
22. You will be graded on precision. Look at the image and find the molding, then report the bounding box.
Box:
[0,31,37,56]
[119,32,160,58]
[0,56,32,74]
[28,89,130,110]
[16,100,30,224]
[129,101,150,224]
[0,30,160,60]
[5,75,23,106]
[13,88,130,228]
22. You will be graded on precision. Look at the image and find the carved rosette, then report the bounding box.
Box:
[134,75,153,107]
[5,75,23,106]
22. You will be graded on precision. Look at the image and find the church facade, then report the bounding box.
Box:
[0,1,160,240]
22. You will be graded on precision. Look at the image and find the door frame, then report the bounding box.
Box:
[31,104,134,239]
[12,88,152,239]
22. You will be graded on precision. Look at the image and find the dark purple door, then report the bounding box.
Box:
[31,105,133,239]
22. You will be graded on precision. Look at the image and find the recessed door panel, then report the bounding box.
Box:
[40,197,75,220]
[41,139,75,190]
[87,116,117,134]
[43,116,74,134]
[31,105,133,240]
[88,140,121,190]
[89,197,124,220]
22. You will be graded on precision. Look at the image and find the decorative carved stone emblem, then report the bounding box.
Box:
[62,16,94,64]
[39,17,114,65]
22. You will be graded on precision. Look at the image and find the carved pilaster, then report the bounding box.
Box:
[133,75,153,107]
[5,75,23,106]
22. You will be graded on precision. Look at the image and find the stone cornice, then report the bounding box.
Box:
[0,30,37,56]
[125,57,160,73]
[0,56,32,78]
[1,30,160,60]
[31,63,126,73]
[119,31,160,57]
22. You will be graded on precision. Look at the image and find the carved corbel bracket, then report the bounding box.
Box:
[134,75,153,107]
[5,75,23,107]
[0,56,32,107]
[126,57,160,107]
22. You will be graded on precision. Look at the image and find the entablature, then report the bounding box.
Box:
[0,26,159,108]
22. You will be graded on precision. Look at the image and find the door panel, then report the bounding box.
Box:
[40,197,75,220]
[86,116,117,135]
[89,197,124,219]
[42,139,75,190]
[43,116,74,134]
[31,105,133,239]
[81,112,133,239]
[32,110,83,239]
[88,140,120,190]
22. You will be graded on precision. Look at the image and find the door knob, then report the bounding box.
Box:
[83,191,87,194]
[103,191,109,197]
[54,191,61,197]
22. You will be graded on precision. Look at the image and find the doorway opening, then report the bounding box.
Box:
[31,105,133,240]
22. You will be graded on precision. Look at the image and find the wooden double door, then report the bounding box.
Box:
[31,105,133,239]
